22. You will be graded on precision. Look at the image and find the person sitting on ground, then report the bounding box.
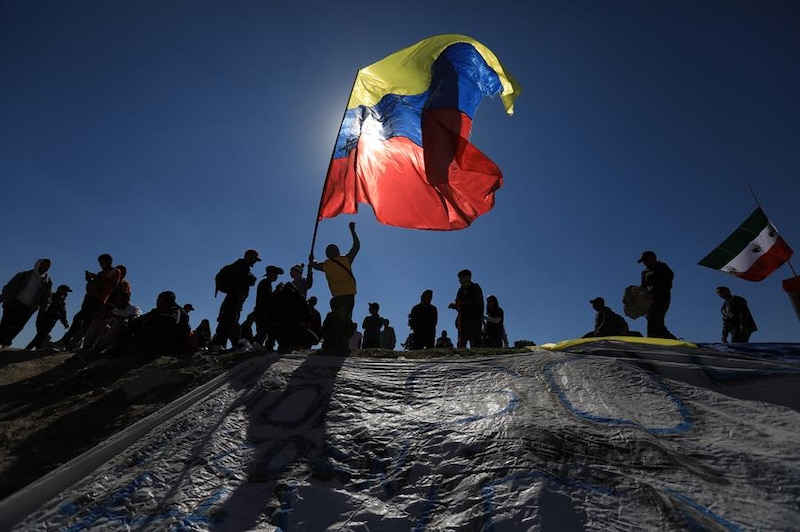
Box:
[26,284,71,350]
[348,322,362,350]
[361,302,382,348]
[82,289,142,354]
[190,319,213,351]
[435,330,454,348]
[582,297,630,338]
[379,318,397,350]
[131,290,190,356]
[57,253,121,350]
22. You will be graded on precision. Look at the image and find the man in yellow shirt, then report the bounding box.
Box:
[310,222,360,353]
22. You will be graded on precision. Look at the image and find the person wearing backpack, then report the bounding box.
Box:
[310,222,360,354]
[211,249,260,350]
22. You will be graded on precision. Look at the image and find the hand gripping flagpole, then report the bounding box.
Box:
[310,71,360,261]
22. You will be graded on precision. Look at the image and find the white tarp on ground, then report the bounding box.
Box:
[7,341,800,531]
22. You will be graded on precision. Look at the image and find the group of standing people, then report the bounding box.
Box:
[0,253,195,355]
[404,269,507,350]
[3,240,761,354]
[583,250,757,343]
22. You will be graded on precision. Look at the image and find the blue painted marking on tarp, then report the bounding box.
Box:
[543,358,693,435]
[665,488,744,532]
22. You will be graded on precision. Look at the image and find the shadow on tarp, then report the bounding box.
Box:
[0,352,279,530]
[211,353,346,532]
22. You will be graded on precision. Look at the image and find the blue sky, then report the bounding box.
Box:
[2,0,799,348]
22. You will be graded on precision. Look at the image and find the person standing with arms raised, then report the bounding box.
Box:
[310,222,360,354]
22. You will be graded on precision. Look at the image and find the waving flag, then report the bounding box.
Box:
[318,34,521,231]
[698,207,793,281]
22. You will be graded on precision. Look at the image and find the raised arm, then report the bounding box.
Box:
[346,222,360,263]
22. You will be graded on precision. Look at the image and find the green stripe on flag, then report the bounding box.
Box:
[698,207,769,269]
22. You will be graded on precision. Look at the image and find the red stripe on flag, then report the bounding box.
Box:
[319,110,502,231]
[733,236,794,282]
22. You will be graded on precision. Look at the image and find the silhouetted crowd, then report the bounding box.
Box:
[0,236,759,356]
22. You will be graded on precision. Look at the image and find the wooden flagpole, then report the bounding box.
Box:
[748,184,797,276]
[309,71,360,262]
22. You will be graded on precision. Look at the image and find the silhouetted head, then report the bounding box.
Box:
[458,269,472,286]
[487,295,499,309]
[156,290,177,310]
[421,289,433,304]
[369,302,380,314]
[290,264,304,278]
[56,284,72,296]
[98,254,113,269]
[244,249,261,266]
[264,265,284,279]
[637,250,657,267]
[715,286,732,300]
[36,258,51,274]
[116,264,127,279]
[589,297,605,311]
[308,296,318,306]
[325,244,340,259]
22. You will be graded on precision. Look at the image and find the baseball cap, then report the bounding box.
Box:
[637,250,656,263]
[265,265,284,276]
[57,284,73,293]
[589,297,604,306]
[245,249,262,262]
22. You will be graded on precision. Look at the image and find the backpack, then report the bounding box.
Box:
[215,263,236,295]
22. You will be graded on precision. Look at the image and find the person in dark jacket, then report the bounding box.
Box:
[361,302,383,348]
[408,289,437,349]
[26,284,72,350]
[305,296,322,345]
[211,249,260,349]
[638,250,677,339]
[132,290,190,355]
[483,295,505,348]
[252,265,283,349]
[716,286,757,343]
[582,297,630,338]
[0,258,53,348]
[449,269,484,348]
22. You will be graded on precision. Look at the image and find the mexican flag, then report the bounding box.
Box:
[699,207,793,282]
